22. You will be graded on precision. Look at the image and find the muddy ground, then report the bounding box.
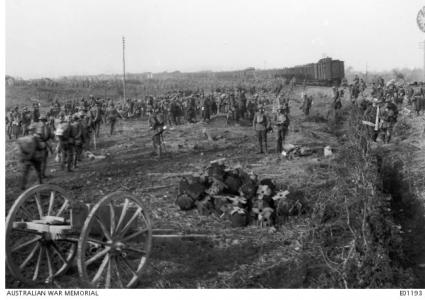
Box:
[5,86,425,288]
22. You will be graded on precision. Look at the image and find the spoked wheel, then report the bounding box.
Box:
[77,192,152,288]
[5,184,77,285]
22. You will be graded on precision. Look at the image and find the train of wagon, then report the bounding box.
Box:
[275,57,345,86]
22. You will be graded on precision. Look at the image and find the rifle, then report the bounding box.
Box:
[361,105,380,130]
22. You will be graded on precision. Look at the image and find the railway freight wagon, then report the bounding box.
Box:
[277,57,344,86]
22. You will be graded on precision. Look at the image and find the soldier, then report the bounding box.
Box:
[274,107,290,155]
[149,107,165,158]
[56,114,73,172]
[32,102,40,122]
[6,109,12,139]
[334,90,342,110]
[247,98,257,122]
[30,115,54,178]
[238,90,247,120]
[202,95,211,121]
[300,93,312,116]
[378,101,398,143]
[169,99,179,126]
[46,106,56,131]
[79,111,92,151]
[105,103,121,135]
[90,101,103,137]
[70,114,84,168]
[17,134,43,190]
[186,97,197,123]
[21,107,33,136]
[252,106,269,154]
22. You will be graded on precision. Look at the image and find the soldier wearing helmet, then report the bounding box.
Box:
[27,114,54,179]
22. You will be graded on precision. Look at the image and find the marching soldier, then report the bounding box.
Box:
[31,115,54,178]
[378,101,398,143]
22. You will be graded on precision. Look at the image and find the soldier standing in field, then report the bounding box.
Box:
[252,106,269,154]
[90,102,103,138]
[32,102,40,122]
[56,114,74,172]
[106,103,121,135]
[300,93,312,116]
[21,107,32,136]
[274,107,290,155]
[149,108,165,158]
[70,114,84,169]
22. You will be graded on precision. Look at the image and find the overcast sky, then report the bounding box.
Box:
[5,0,425,79]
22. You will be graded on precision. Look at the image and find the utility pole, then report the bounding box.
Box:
[122,36,126,101]
[418,41,425,81]
[416,7,425,81]
[365,62,368,83]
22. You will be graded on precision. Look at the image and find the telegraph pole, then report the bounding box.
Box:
[416,7,425,81]
[418,41,425,81]
[365,63,368,82]
[122,36,126,101]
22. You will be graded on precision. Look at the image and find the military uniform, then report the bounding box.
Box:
[106,104,120,135]
[300,94,312,116]
[149,111,165,157]
[91,104,102,137]
[31,116,54,178]
[378,102,398,143]
[253,108,269,154]
[70,116,84,168]
[56,118,73,172]
[18,135,44,190]
[274,109,290,154]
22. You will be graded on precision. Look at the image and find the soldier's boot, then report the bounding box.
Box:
[34,161,43,184]
[42,151,48,178]
[21,164,31,190]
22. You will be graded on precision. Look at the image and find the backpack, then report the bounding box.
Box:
[17,136,37,160]
[256,113,266,124]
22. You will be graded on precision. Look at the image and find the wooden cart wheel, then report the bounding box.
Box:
[5,184,77,285]
[77,191,152,288]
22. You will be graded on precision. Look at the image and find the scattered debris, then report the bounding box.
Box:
[324,145,333,157]
[85,151,107,160]
[175,159,304,228]
[281,144,314,159]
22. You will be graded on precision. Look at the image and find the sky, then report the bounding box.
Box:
[5,0,425,79]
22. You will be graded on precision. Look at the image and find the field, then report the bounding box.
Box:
[5,84,425,288]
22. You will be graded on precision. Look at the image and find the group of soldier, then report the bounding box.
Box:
[10,74,424,190]
[10,95,127,189]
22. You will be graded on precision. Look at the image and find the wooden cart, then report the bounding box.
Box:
[5,184,153,288]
